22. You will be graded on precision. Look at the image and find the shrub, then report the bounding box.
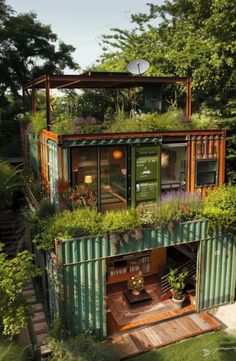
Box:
[47,330,119,361]
[57,179,96,211]
[33,208,102,250]
[101,209,141,234]
[137,191,203,231]
[202,185,236,234]
[102,209,142,246]
[0,243,40,337]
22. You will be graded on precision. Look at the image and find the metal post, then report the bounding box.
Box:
[45,75,51,130]
[32,87,36,116]
[186,77,192,118]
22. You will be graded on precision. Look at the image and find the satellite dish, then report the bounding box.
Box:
[127,59,150,76]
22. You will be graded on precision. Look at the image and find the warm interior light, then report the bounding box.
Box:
[161,152,169,167]
[112,149,123,159]
[84,175,93,184]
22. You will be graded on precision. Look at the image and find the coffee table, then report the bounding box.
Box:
[123,289,152,307]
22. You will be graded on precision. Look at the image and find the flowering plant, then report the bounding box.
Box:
[127,271,144,293]
[57,179,96,211]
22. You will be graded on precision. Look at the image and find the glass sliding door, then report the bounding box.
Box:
[100,146,127,211]
[71,147,98,202]
[161,144,187,193]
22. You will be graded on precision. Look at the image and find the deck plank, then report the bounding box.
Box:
[110,312,222,359]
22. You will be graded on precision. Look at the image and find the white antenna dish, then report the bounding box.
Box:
[127,59,150,75]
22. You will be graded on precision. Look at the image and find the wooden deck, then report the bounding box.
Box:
[110,312,222,360]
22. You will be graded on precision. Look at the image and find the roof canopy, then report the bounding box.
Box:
[24,71,189,90]
[24,71,192,130]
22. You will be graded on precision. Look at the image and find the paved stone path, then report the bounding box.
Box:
[209,302,236,336]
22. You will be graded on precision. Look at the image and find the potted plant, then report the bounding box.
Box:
[127,271,144,296]
[168,268,188,309]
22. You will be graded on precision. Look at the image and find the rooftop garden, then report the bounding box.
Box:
[20,90,219,135]
[29,186,236,251]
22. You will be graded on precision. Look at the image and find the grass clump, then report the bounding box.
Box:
[0,334,32,361]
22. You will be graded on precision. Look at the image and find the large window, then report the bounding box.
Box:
[196,160,218,187]
[71,146,127,211]
[161,144,187,192]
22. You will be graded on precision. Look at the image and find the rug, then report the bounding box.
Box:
[107,283,177,326]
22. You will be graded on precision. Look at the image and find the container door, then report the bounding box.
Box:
[46,252,61,320]
[63,258,107,338]
[131,144,161,207]
[48,140,59,206]
[197,232,236,311]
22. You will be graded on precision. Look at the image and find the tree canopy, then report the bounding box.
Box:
[98,0,236,112]
[0,0,77,156]
[0,0,77,104]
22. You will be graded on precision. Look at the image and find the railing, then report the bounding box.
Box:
[160,258,196,295]
[24,184,39,211]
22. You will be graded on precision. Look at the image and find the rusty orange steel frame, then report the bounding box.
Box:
[23,72,192,130]
[36,128,225,199]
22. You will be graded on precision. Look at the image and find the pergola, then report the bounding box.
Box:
[24,71,192,130]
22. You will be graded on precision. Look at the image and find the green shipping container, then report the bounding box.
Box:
[48,220,236,338]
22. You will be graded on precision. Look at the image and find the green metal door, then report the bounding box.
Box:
[197,232,236,311]
[63,257,107,338]
[131,144,161,207]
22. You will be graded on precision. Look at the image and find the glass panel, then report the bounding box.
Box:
[196,160,218,186]
[71,147,98,201]
[100,146,127,211]
[161,146,186,192]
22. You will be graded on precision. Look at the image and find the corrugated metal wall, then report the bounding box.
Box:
[63,258,106,338]
[197,231,236,310]
[60,220,209,263]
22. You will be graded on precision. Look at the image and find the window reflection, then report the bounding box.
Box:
[161,145,186,193]
[100,146,127,211]
[196,160,218,186]
[71,147,98,200]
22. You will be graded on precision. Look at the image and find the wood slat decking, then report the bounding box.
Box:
[110,312,221,360]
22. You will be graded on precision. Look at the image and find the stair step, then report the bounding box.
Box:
[32,312,47,323]
[40,345,51,356]
[23,289,35,296]
[23,283,34,291]
[35,333,46,345]
[32,303,44,312]
[26,295,37,304]
[32,322,48,334]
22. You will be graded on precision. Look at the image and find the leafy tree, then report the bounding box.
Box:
[0,243,40,336]
[0,0,77,156]
[99,0,236,112]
